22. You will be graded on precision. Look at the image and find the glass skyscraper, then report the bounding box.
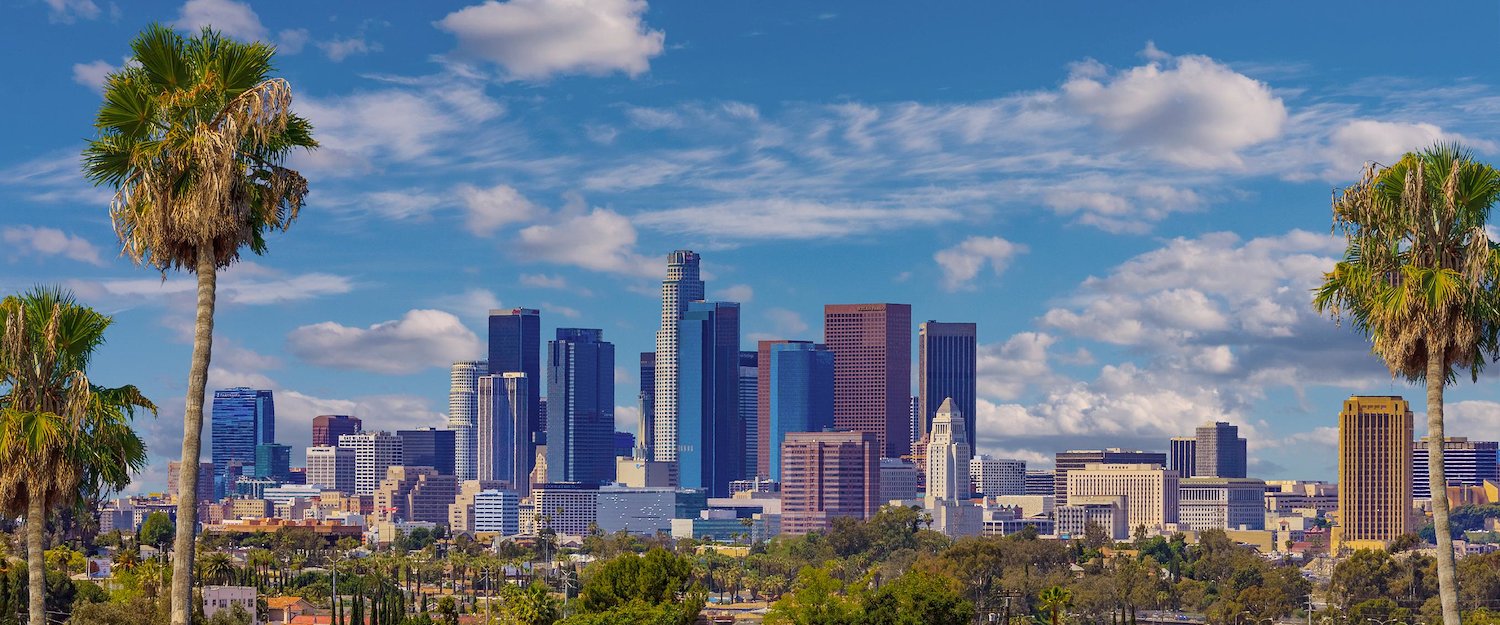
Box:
[677,301,742,497]
[767,342,835,480]
[488,308,541,444]
[398,427,457,475]
[254,443,291,482]
[477,372,531,494]
[211,387,275,476]
[654,251,705,464]
[547,328,616,486]
[918,321,977,451]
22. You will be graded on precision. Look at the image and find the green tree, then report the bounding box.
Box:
[491,581,559,625]
[138,512,175,553]
[575,547,704,624]
[1315,142,1500,625]
[765,565,860,625]
[1037,586,1073,625]
[860,568,974,625]
[82,23,317,625]
[0,288,153,625]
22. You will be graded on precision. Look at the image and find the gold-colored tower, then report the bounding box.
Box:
[1332,395,1412,551]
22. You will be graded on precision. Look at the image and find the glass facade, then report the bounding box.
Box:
[677,301,742,497]
[767,342,835,480]
[254,443,291,482]
[211,388,275,476]
[488,309,541,446]
[546,328,616,486]
[398,427,457,475]
[919,321,977,450]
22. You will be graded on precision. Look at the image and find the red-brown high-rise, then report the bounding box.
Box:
[823,303,912,458]
[312,414,362,448]
[780,430,881,535]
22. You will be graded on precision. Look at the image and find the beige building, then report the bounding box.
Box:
[1179,477,1266,531]
[373,466,457,525]
[1066,463,1178,532]
[448,479,506,535]
[230,498,271,520]
[1333,395,1412,551]
[615,457,677,488]
[1263,480,1337,517]
[1056,495,1126,540]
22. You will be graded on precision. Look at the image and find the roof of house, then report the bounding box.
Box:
[266,596,312,610]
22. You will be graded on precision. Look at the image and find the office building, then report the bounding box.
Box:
[1263,480,1339,516]
[339,431,404,496]
[530,483,599,536]
[677,301,743,497]
[1195,422,1248,478]
[1066,463,1179,531]
[756,339,802,477]
[739,351,758,473]
[397,428,456,476]
[312,415,361,448]
[1335,396,1412,550]
[909,396,919,449]
[1178,477,1266,531]
[477,373,531,493]
[488,308,541,442]
[824,303,912,458]
[448,361,486,480]
[1056,496,1127,540]
[547,329,616,486]
[373,466,457,525]
[305,446,355,494]
[925,398,971,501]
[766,342,835,480]
[780,431,881,535]
[614,432,635,458]
[1025,470,1056,495]
[919,321,977,450]
[1054,449,1166,505]
[473,489,521,535]
[596,486,676,536]
[168,462,216,503]
[638,352,655,458]
[1168,437,1197,479]
[879,458,920,502]
[616,457,677,488]
[254,444,292,482]
[448,480,507,535]
[653,250,705,464]
[1413,437,1500,499]
[971,456,1026,496]
[211,388,275,475]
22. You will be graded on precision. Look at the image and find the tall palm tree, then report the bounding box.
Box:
[1315,142,1500,625]
[0,287,153,625]
[199,552,235,586]
[82,24,316,625]
[1037,586,1073,625]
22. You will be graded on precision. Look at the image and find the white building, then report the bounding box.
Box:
[879,458,920,503]
[924,398,980,537]
[339,431,403,496]
[473,489,521,535]
[1178,477,1266,531]
[478,372,530,493]
[262,485,322,509]
[305,445,355,494]
[596,486,676,535]
[971,455,1026,496]
[1066,463,1179,532]
[448,361,486,481]
[530,484,599,537]
[1056,495,1127,540]
[653,250,704,463]
[988,495,1055,518]
[1263,480,1338,517]
[202,586,258,624]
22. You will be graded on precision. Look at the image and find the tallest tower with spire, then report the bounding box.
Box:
[653,250,705,462]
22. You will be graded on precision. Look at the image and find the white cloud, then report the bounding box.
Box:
[1062,45,1287,168]
[543,302,581,318]
[516,207,655,276]
[276,29,310,54]
[520,274,570,290]
[292,80,504,176]
[173,0,267,41]
[457,184,538,236]
[634,199,961,240]
[934,236,1026,291]
[615,405,640,436]
[45,0,100,23]
[72,60,116,93]
[625,106,683,130]
[319,36,380,62]
[714,284,754,303]
[1320,119,1490,179]
[432,288,504,319]
[764,308,809,336]
[79,264,353,305]
[286,309,482,375]
[978,332,1058,401]
[436,0,665,80]
[1,226,104,266]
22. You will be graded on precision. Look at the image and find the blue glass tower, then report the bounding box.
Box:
[398,427,457,475]
[767,342,835,480]
[677,301,742,497]
[488,308,541,445]
[254,443,292,482]
[211,387,275,476]
[918,321,977,450]
[546,328,616,486]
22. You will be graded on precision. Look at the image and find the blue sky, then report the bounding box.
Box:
[4,0,1500,492]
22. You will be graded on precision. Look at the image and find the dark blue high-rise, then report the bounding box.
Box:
[677,301,742,497]
[918,321,977,450]
[547,328,616,485]
[398,427,457,475]
[211,387,275,476]
[488,308,541,444]
[767,342,836,480]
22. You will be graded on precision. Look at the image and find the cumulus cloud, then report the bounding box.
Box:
[458,184,539,236]
[2,226,104,266]
[1319,119,1490,179]
[520,274,571,290]
[72,60,117,93]
[1062,44,1287,168]
[292,80,504,176]
[431,288,504,320]
[44,0,100,23]
[516,207,655,276]
[977,332,1058,400]
[286,309,482,374]
[319,36,380,62]
[173,0,267,41]
[934,236,1027,291]
[436,0,665,80]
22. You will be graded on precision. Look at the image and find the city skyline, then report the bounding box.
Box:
[5,1,1500,493]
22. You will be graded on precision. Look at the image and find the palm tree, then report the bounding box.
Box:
[0,287,153,625]
[199,552,235,586]
[1314,142,1500,625]
[1037,586,1073,625]
[82,24,316,625]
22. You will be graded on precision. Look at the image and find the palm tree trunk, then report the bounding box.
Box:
[26,496,46,625]
[1426,349,1461,625]
[169,245,218,625]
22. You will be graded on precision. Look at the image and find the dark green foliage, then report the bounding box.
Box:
[859,568,973,625]
[576,547,704,623]
[137,512,174,549]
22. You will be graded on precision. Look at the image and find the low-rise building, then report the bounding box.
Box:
[1055,495,1127,540]
[203,586,258,624]
[596,486,675,535]
[1179,477,1266,531]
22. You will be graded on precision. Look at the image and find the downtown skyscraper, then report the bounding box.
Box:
[211,387,275,476]
[678,301,743,497]
[547,329,616,486]
[1336,396,1412,550]
[312,414,361,448]
[765,342,835,480]
[653,250,705,464]
[1194,421,1248,478]
[478,372,531,494]
[824,303,912,458]
[448,360,487,480]
[918,321,977,451]
[488,309,540,443]
[638,352,655,458]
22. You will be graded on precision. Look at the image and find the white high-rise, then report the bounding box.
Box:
[925,398,971,501]
[339,431,403,495]
[305,445,355,494]
[449,360,486,481]
[652,250,704,463]
[478,373,530,493]
[970,455,1026,496]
